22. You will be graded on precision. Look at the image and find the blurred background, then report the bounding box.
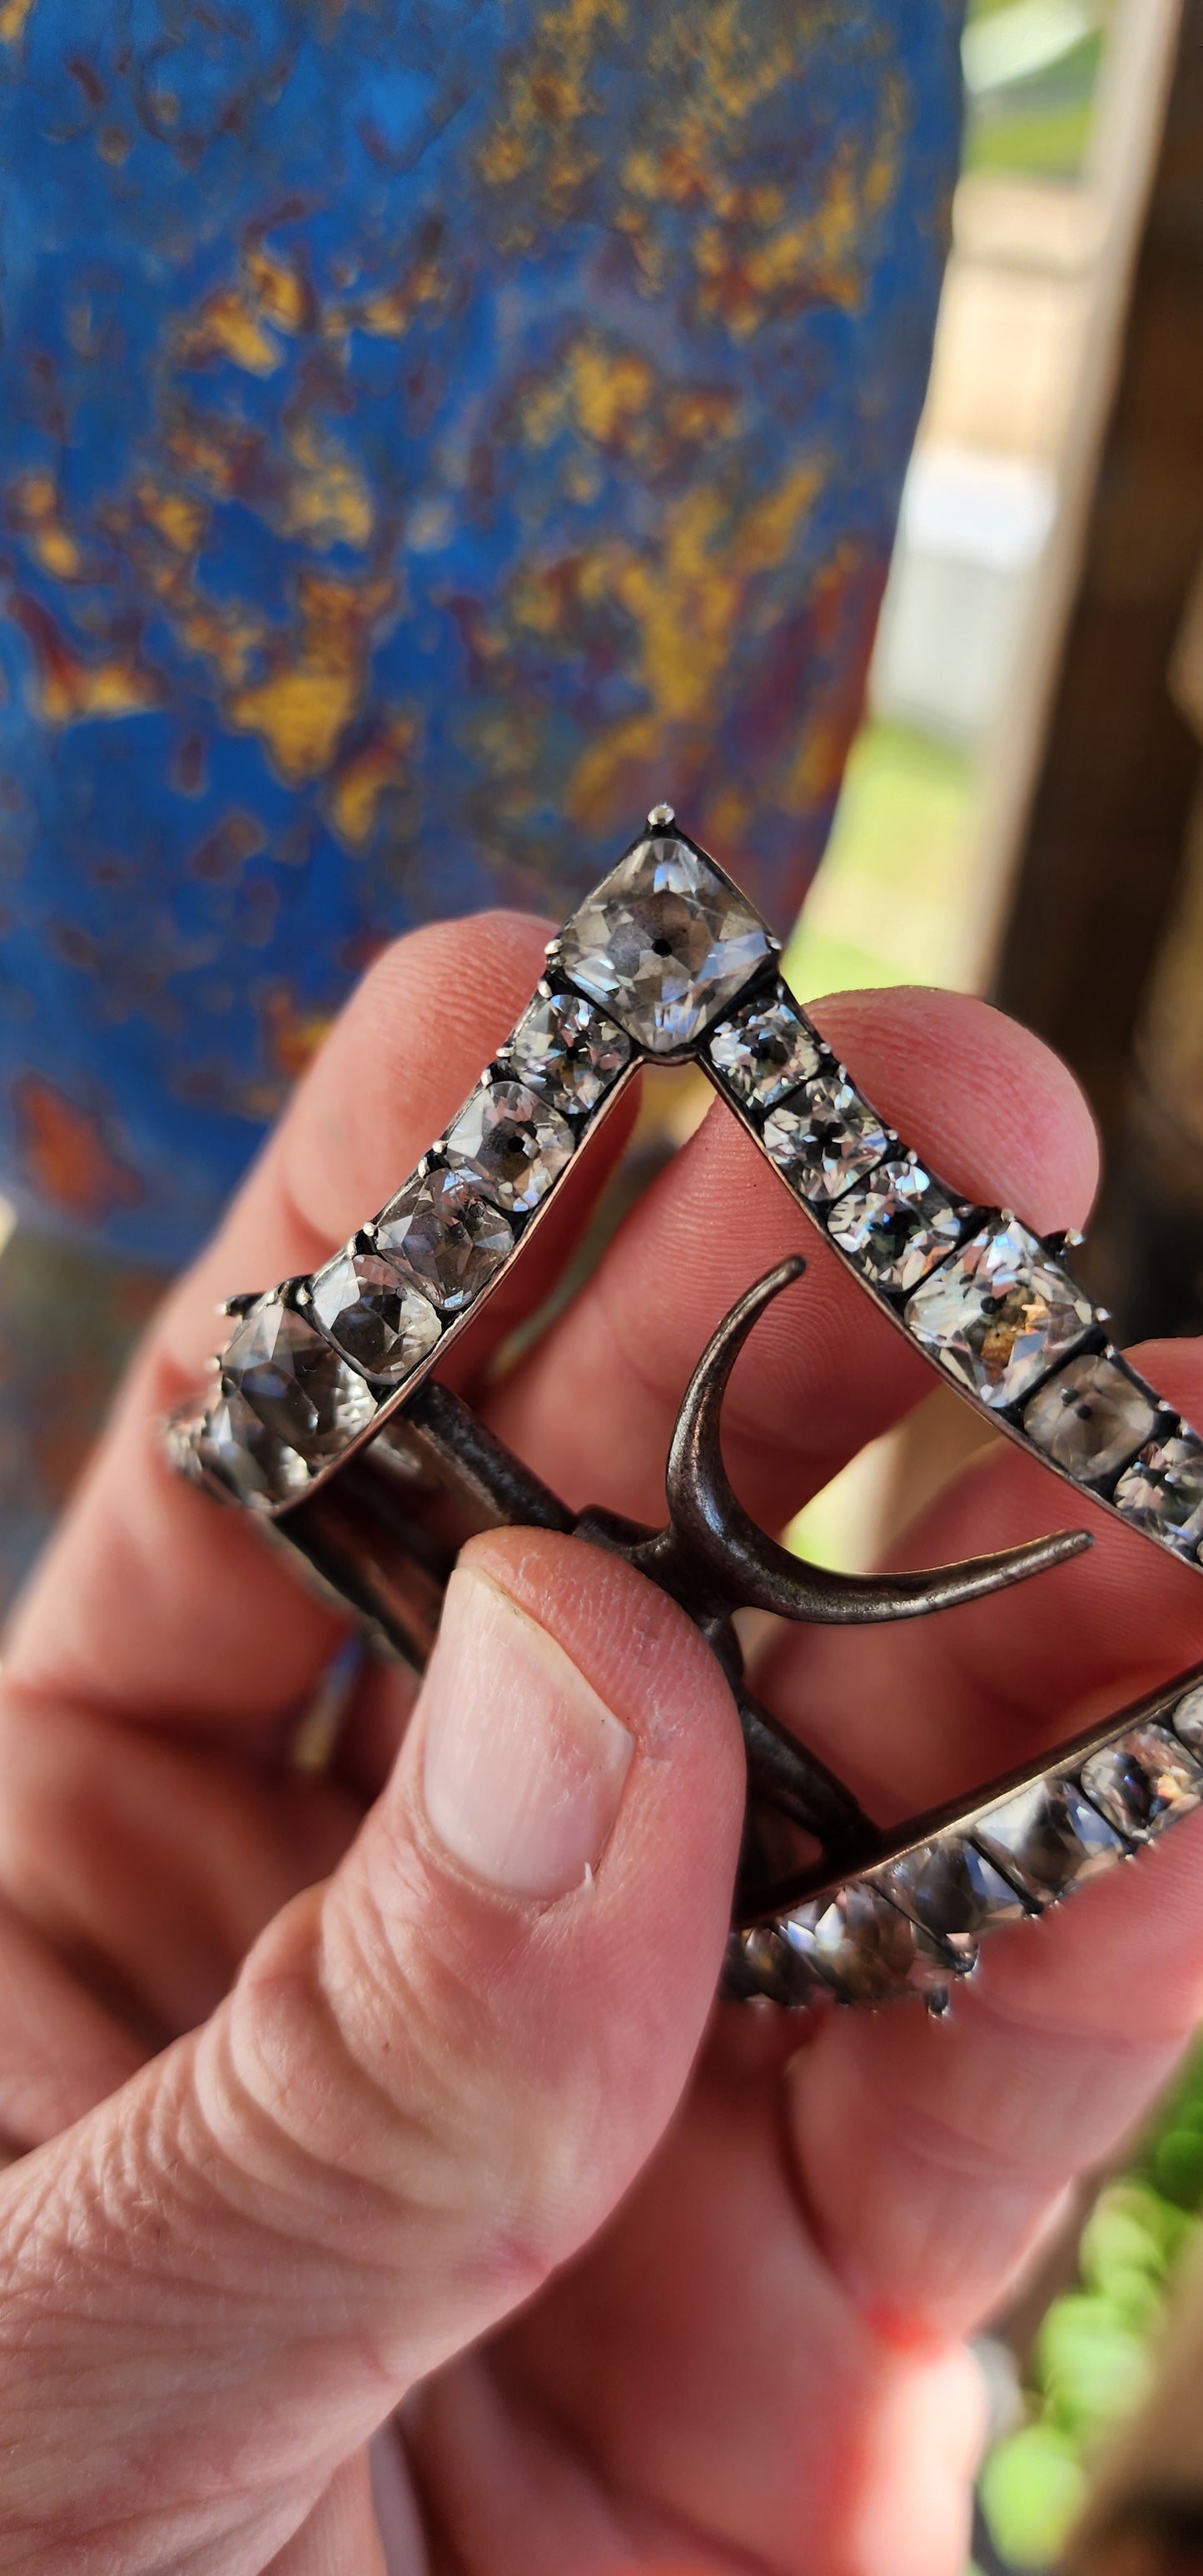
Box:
[799,7,1203,2570]
[2,1,1203,2567]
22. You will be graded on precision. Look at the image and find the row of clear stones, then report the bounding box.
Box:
[704,985,967,1292]
[178,815,1203,1572]
[703,958,1203,1562]
[187,988,636,1508]
[178,824,767,1509]
[731,1674,1203,2013]
[693,890,1203,2010]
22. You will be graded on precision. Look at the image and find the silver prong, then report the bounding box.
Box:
[1041,1224,1086,1262]
[647,801,675,828]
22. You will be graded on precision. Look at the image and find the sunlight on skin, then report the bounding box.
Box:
[1,912,1201,2575]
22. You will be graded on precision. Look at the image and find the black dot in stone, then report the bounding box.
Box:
[652,936,673,957]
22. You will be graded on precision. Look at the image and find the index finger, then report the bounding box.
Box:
[3,910,587,1729]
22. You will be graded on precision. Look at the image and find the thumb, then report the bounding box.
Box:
[0,1531,743,2574]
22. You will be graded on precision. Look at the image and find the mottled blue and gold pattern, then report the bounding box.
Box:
[0,0,961,1259]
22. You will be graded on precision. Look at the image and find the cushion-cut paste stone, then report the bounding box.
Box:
[559,832,772,1052]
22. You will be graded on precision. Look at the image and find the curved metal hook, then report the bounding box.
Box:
[664,1255,1093,1624]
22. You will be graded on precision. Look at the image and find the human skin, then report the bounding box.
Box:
[0,912,1201,2574]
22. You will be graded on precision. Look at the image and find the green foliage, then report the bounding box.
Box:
[1036,2292,1150,2439]
[963,95,1097,177]
[783,720,977,1002]
[1155,2122,1203,2206]
[979,2424,1089,2568]
[979,2084,1203,2571]
[1081,2176,1196,2295]
[961,0,1107,177]
[1138,2041,1203,2210]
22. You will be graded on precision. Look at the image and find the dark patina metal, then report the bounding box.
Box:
[274,1256,1091,1929]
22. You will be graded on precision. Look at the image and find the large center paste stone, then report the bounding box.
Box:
[559,833,772,1052]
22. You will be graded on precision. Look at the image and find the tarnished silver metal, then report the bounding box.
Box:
[167,810,1203,2014]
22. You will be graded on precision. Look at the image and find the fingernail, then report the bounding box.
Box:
[420,1566,634,1899]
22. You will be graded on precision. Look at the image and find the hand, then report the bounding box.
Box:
[0,910,1200,2576]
